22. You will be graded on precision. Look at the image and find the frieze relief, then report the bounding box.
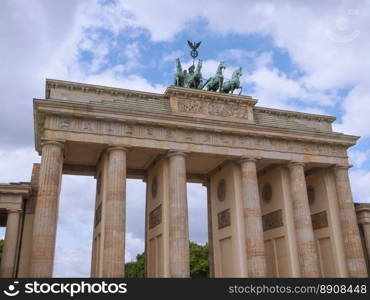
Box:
[172,96,253,123]
[49,115,347,158]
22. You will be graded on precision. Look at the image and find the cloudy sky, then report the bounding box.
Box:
[1,0,370,277]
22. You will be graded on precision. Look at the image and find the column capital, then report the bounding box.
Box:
[332,164,353,170]
[106,145,129,153]
[239,156,261,164]
[287,161,305,169]
[166,150,188,158]
[7,208,22,214]
[40,140,64,150]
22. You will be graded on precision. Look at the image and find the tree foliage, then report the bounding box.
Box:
[125,253,145,278]
[124,241,209,278]
[189,242,209,277]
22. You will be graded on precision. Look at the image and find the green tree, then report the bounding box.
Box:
[124,241,209,278]
[189,242,209,277]
[125,253,145,278]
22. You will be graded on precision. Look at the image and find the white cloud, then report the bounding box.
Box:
[0,148,40,182]
[350,169,370,203]
[82,69,166,93]
[187,183,208,244]
[349,148,370,168]
[334,84,370,138]
[162,50,185,63]
[123,42,140,60]
[125,232,145,263]
[0,0,89,147]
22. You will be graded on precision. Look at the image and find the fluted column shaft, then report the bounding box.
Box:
[334,166,368,277]
[168,151,190,277]
[362,223,370,267]
[240,158,266,277]
[0,209,21,277]
[103,146,127,277]
[30,141,63,277]
[288,162,320,277]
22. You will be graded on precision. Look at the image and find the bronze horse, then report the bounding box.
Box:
[203,61,226,92]
[220,67,243,94]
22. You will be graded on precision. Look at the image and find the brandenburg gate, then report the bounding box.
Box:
[0,78,370,278]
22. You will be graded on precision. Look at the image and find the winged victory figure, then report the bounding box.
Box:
[187,40,202,60]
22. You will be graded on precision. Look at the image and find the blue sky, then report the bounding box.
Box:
[1,0,370,277]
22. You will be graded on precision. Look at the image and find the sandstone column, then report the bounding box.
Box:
[144,177,149,278]
[30,141,63,277]
[361,223,370,269]
[0,209,21,277]
[288,162,320,277]
[334,165,368,277]
[168,151,190,277]
[103,146,127,277]
[240,158,266,277]
[324,171,348,277]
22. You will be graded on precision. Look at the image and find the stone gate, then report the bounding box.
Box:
[0,78,369,278]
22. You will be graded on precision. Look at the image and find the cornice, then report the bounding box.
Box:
[0,183,32,198]
[254,106,336,123]
[45,78,165,100]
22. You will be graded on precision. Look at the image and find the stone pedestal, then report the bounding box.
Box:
[288,162,320,277]
[168,151,190,277]
[30,141,63,277]
[240,158,266,277]
[102,146,127,277]
[334,166,368,277]
[0,209,21,277]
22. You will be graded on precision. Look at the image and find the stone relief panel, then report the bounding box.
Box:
[262,209,283,231]
[149,204,162,229]
[311,211,328,230]
[50,116,348,158]
[218,208,231,229]
[172,96,254,124]
[177,98,202,114]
